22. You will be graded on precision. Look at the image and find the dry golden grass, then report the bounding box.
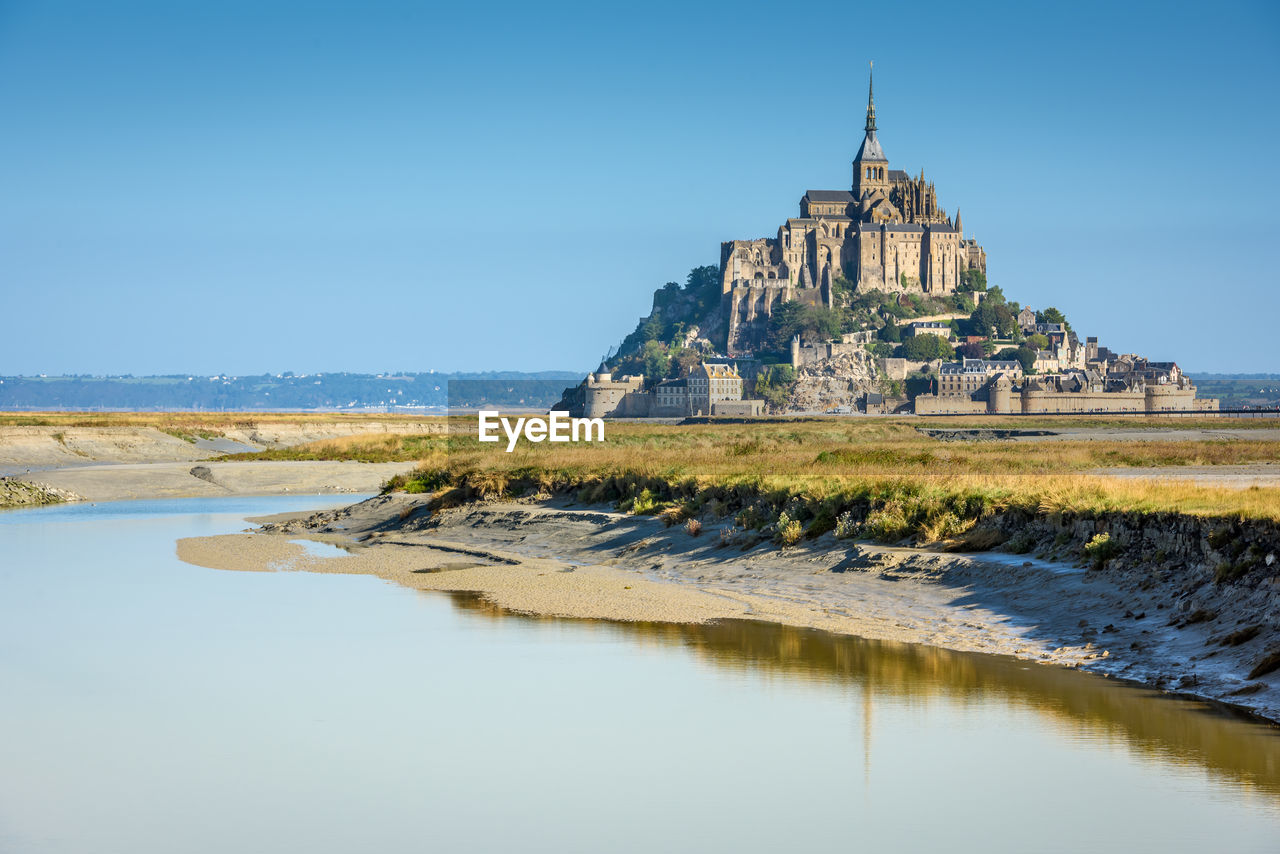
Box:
[15,412,1272,521]
[410,417,1280,523]
[224,433,448,462]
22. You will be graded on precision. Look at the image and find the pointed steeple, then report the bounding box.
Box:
[853,61,887,166]
[865,61,877,133]
[955,209,963,237]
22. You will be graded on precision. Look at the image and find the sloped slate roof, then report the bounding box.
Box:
[854,130,887,162]
[804,190,855,203]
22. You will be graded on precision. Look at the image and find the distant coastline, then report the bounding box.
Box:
[0,371,584,413]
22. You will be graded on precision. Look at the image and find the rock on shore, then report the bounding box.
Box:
[0,476,78,508]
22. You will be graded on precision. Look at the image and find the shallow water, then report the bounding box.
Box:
[0,496,1278,853]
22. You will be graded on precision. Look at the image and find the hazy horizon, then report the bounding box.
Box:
[2,0,1277,375]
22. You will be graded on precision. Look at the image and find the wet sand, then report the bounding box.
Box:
[17,460,416,501]
[178,495,1280,723]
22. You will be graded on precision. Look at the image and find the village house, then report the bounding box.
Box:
[688,362,743,415]
[1033,350,1059,373]
[934,358,1023,397]
[905,320,952,339]
[653,378,689,416]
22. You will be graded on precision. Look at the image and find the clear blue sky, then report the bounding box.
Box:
[1,0,1277,375]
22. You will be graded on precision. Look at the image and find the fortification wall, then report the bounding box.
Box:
[1144,386,1197,412]
[915,396,988,415]
[879,357,942,381]
[1020,390,1146,414]
[712,400,765,417]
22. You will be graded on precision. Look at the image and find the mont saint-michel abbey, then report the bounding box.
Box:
[722,67,986,353]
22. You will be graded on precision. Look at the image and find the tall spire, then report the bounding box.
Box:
[852,59,887,180]
[865,61,877,133]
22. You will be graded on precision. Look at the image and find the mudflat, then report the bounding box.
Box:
[178,494,1280,723]
[0,419,444,473]
[15,461,416,501]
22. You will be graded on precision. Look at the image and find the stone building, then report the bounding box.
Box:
[905,320,952,339]
[721,65,987,354]
[653,378,690,416]
[934,358,1023,399]
[688,363,743,416]
[557,361,762,418]
[1033,350,1060,373]
[581,368,647,418]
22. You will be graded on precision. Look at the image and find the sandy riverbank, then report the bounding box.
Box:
[11,460,417,502]
[0,421,443,474]
[178,494,1280,723]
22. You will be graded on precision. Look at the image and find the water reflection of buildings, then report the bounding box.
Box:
[445,592,1280,799]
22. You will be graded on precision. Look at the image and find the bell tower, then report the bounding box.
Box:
[852,62,889,199]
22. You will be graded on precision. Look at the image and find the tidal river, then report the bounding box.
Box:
[1,496,1278,853]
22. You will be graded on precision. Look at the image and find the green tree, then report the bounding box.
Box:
[867,340,896,358]
[830,274,855,306]
[958,269,987,292]
[901,333,954,361]
[970,301,1017,339]
[753,364,796,409]
[765,302,843,354]
[672,348,702,378]
[1026,333,1050,350]
[878,320,901,343]
[684,265,721,318]
[640,340,670,379]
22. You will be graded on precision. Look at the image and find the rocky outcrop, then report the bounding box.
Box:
[0,477,79,508]
[785,350,877,412]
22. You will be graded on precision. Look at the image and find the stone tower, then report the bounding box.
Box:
[852,63,889,200]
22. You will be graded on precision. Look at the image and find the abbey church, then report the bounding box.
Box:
[722,66,987,354]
